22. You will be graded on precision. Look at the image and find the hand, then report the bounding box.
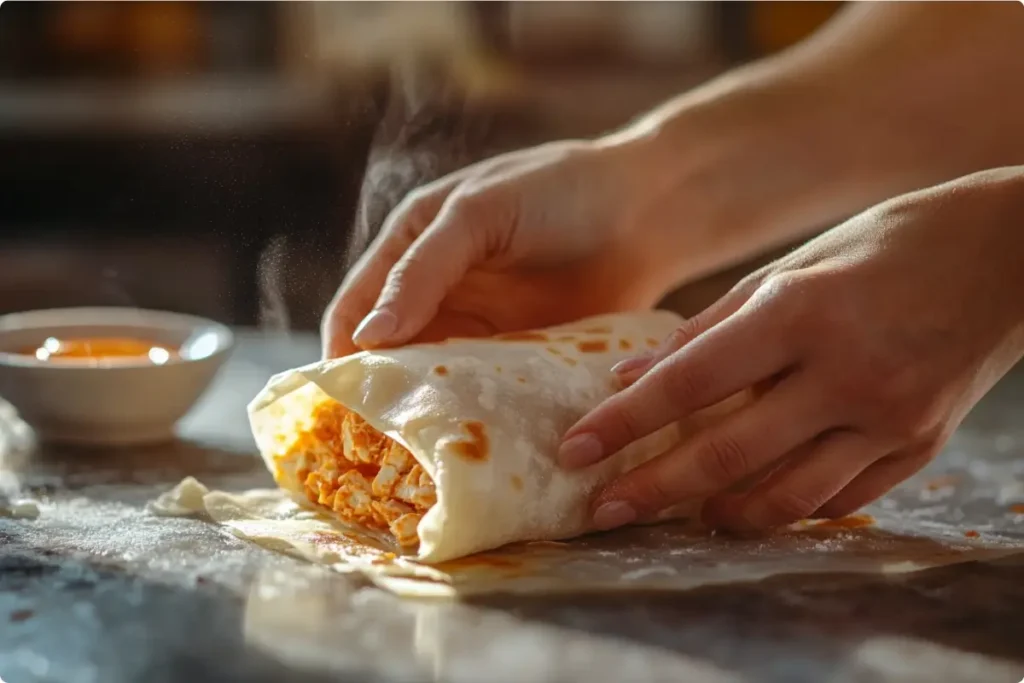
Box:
[558,168,1024,532]
[322,137,682,358]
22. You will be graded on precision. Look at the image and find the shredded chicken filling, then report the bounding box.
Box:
[280,400,436,548]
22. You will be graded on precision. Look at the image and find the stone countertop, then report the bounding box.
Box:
[1,331,1023,683]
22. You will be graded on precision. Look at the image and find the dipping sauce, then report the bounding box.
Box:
[22,337,177,365]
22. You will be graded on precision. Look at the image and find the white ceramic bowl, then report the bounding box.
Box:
[0,307,233,446]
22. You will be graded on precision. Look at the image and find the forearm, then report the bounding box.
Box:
[611,1,1024,287]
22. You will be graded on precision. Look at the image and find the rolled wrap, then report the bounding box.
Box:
[249,310,719,563]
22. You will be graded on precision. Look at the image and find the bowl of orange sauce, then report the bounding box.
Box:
[0,307,233,446]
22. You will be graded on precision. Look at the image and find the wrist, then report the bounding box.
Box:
[966,167,1024,370]
[910,166,1024,360]
[597,67,847,292]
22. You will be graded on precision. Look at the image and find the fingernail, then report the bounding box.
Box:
[352,309,398,348]
[593,501,637,530]
[557,433,604,469]
[610,353,652,376]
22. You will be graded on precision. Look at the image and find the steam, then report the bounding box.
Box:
[252,44,464,339]
[348,59,451,269]
[353,156,428,259]
[257,234,292,334]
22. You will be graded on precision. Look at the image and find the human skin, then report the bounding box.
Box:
[560,166,1024,531]
[321,2,1024,527]
[322,2,1024,359]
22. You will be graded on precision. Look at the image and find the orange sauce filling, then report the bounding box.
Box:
[22,337,177,363]
[577,340,608,353]
[812,513,875,529]
[924,475,960,491]
[281,400,436,548]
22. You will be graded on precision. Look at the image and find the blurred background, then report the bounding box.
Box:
[0,1,843,332]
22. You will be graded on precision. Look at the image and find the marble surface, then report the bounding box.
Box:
[2,331,1024,683]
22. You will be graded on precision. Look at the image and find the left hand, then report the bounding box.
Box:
[320,138,683,359]
[558,167,1024,532]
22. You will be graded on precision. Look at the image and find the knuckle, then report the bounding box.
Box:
[669,317,704,348]
[734,268,770,300]
[749,274,803,332]
[693,432,752,489]
[448,185,513,256]
[379,254,425,301]
[658,358,712,407]
[400,186,433,211]
[885,401,946,444]
[757,271,804,301]
[450,183,494,215]
[754,271,824,335]
[388,190,436,238]
[449,189,482,214]
[609,401,647,449]
[625,472,679,512]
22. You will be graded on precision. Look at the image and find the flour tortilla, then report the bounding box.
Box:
[151,476,1022,598]
[248,311,740,562]
[150,309,1024,594]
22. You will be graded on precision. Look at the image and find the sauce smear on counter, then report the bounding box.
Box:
[812,514,875,529]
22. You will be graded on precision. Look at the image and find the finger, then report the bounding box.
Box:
[354,184,518,349]
[321,237,409,359]
[812,447,935,519]
[703,430,882,531]
[560,294,796,470]
[321,180,457,358]
[612,279,758,384]
[586,374,832,527]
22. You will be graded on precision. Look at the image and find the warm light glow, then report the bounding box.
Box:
[22,337,178,364]
[148,347,171,365]
[34,337,62,361]
[182,331,220,360]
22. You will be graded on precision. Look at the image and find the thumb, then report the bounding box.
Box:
[352,191,510,348]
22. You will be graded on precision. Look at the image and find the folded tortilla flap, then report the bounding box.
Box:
[249,310,688,562]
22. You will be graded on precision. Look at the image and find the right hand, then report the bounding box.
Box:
[322,137,683,358]
[560,167,1024,532]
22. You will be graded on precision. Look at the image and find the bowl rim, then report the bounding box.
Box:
[0,306,234,370]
